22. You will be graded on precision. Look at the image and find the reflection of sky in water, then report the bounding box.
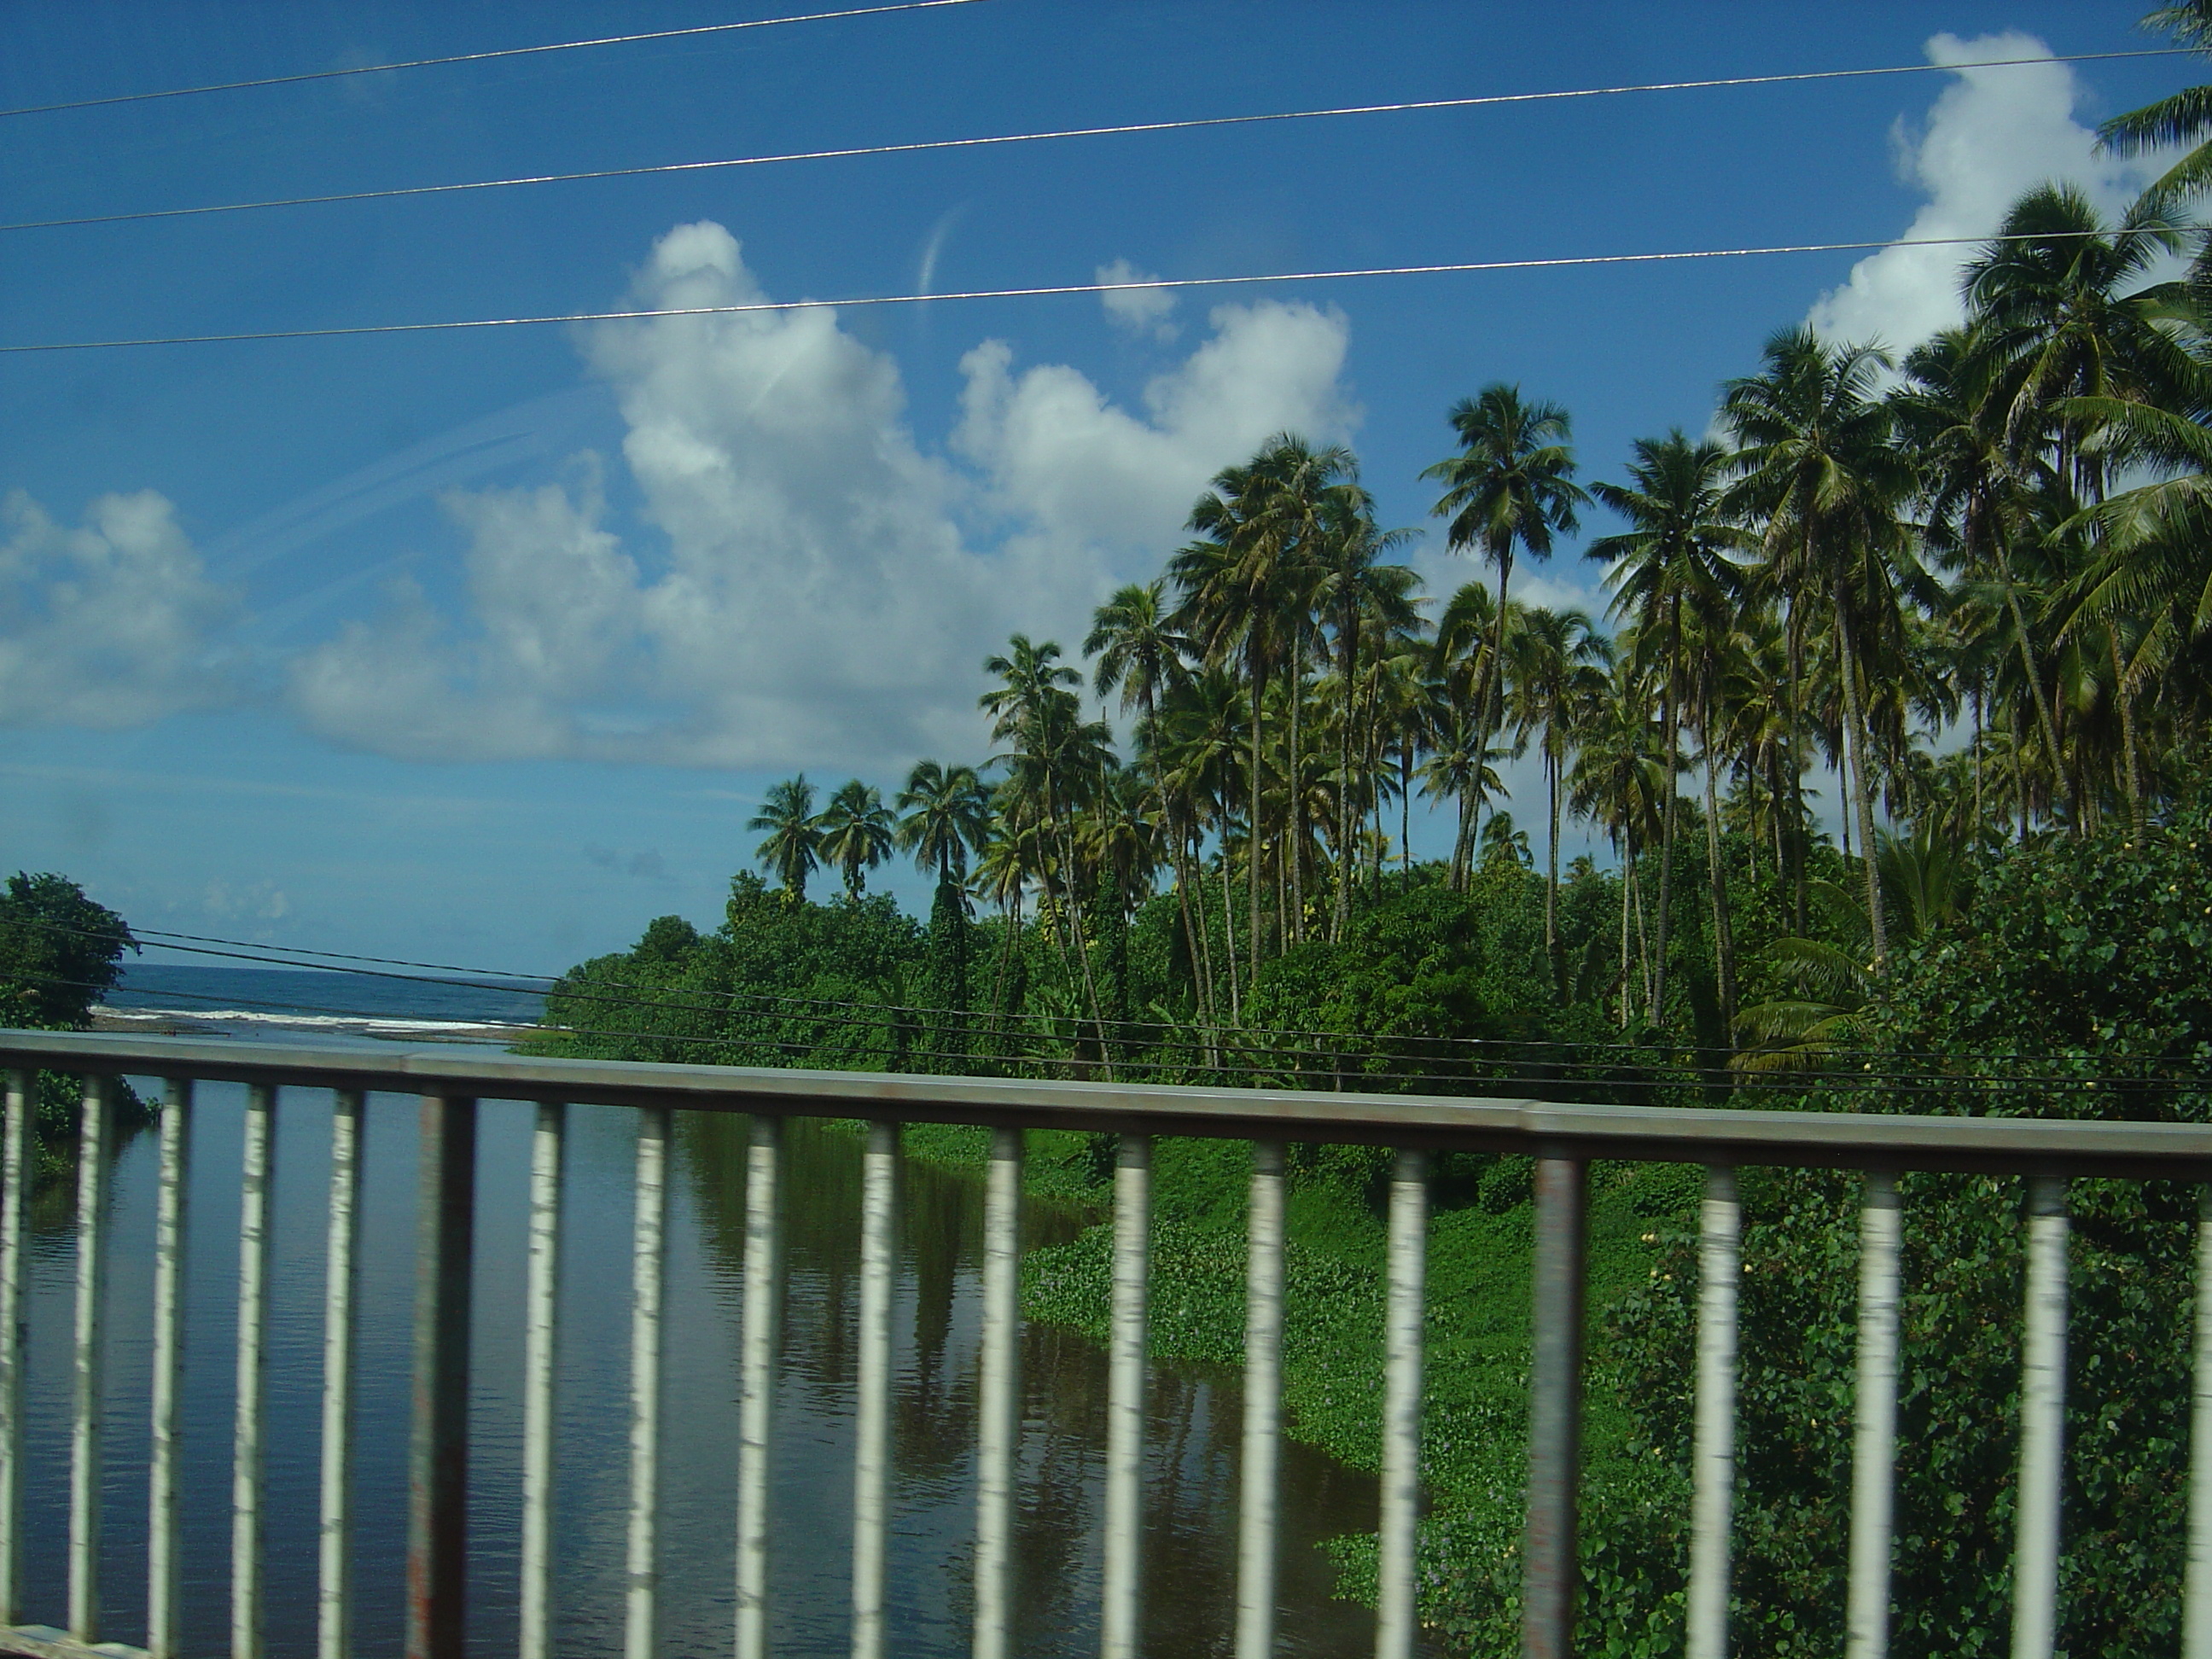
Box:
[19,1091,1396,1657]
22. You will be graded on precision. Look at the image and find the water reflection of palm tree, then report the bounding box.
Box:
[677,1115,1394,1654]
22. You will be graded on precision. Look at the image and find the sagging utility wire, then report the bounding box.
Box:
[0,48,2188,236]
[57,920,2212,1089]
[0,0,993,120]
[0,228,2165,356]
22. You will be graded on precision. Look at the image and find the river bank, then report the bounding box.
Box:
[884,1126,1691,1636]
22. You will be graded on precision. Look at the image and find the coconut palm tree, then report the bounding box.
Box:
[2067,387,2212,773]
[1431,579,1522,883]
[1173,437,1349,979]
[981,634,1116,1067]
[1477,810,1532,868]
[1591,431,1752,1020]
[1311,494,1420,937]
[747,775,821,902]
[1422,385,1588,831]
[1153,666,1249,1025]
[1894,326,2069,816]
[1961,182,2187,832]
[1734,826,1967,1072]
[1569,655,1667,1027]
[816,780,896,898]
[1368,637,1432,885]
[972,801,1040,1052]
[1086,577,1208,972]
[1723,326,1924,963]
[1086,579,1194,742]
[896,760,991,885]
[1504,603,1610,987]
[1417,706,1510,887]
[2098,3,2212,209]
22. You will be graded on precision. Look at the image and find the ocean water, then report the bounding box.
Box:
[102,961,547,1044]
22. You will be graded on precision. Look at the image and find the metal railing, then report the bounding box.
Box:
[0,1027,2209,1659]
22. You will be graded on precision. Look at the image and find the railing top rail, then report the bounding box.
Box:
[4,1026,2207,1179]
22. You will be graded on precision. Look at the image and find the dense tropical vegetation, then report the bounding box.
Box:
[0,870,138,1183]
[545,29,2212,1656]
[560,174,2212,1088]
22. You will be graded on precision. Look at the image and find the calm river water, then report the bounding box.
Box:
[20,1076,1390,1656]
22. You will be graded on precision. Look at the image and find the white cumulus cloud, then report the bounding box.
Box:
[1096,258,1179,340]
[288,222,1356,770]
[958,296,1353,556]
[287,473,639,763]
[0,489,236,727]
[1807,32,2159,351]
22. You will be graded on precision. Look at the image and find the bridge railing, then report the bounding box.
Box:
[0,1028,2208,1659]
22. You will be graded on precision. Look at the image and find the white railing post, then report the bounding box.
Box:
[972,1126,1023,1659]
[0,1069,26,1624]
[853,1121,899,1659]
[1521,1154,1586,1659]
[736,1115,783,1659]
[233,1082,277,1659]
[1687,1165,1740,1659]
[408,1093,477,1659]
[626,1106,670,1659]
[2011,1176,2069,1659]
[2188,1185,2212,1659]
[148,1078,193,1659]
[1847,1171,1901,1659]
[70,1075,115,1644]
[1377,1148,1429,1659]
[521,1100,565,1659]
[1103,1133,1152,1659]
[319,1090,364,1659]
[1236,1140,1286,1659]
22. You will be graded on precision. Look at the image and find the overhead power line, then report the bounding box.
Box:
[0,228,2160,356]
[0,0,992,120]
[87,921,2212,1080]
[0,48,2191,236]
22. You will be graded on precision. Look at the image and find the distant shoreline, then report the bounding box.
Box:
[92,1004,534,1045]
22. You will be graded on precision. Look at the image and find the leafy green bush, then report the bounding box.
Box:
[1572,791,2212,1658]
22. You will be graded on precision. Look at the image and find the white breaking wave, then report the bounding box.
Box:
[107,1005,533,1034]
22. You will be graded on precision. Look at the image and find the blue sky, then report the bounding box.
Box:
[0,1,2189,973]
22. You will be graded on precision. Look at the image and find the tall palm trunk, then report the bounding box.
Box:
[1994,538,2062,819]
[1631,847,1654,1015]
[1618,839,1639,1028]
[1699,699,1738,1041]
[1452,786,1475,888]
[1785,598,1808,936]
[1247,655,1265,996]
[1400,748,1414,880]
[1647,598,1681,1026]
[2108,615,2146,839]
[1457,545,1514,894]
[1215,857,1243,1024]
[1830,583,1887,964]
[1168,827,1209,1027]
[1286,649,1306,946]
[1544,749,1563,995]
[1481,544,1515,791]
[987,891,1021,1062]
[1186,830,1220,1066]
[1049,804,1115,1081]
[1335,618,1358,943]
[1971,696,1986,832]
[1616,840,1632,1028]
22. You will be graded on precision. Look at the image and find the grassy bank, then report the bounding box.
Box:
[883,1123,1693,1637]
